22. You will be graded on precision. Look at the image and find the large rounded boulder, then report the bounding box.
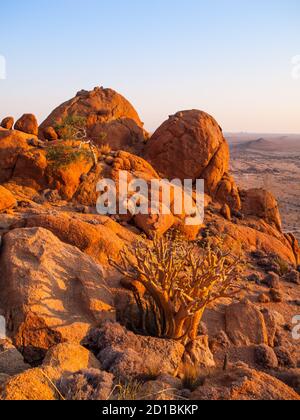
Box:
[1,116,14,130]
[14,114,38,136]
[145,110,241,210]
[39,87,147,153]
[0,129,35,183]
[0,227,116,364]
[145,110,229,190]
[0,186,17,212]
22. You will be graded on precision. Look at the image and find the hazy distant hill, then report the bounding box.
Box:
[226,133,300,154]
[230,138,276,153]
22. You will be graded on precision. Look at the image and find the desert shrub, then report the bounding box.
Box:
[46,144,94,169]
[275,256,290,276]
[197,228,244,256]
[58,369,113,401]
[55,115,88,140]
[111,234,241,343]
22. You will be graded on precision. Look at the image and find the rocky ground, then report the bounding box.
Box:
[0,88,299,401]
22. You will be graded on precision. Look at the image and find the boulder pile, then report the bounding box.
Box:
[0,86,299,401]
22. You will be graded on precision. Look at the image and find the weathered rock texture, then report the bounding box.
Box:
[0,340,31,376]
[0,129,34,183]
[207,211,299,264]
[145,110,241,210]
[191,365,300,400]
[0,95,300,402]
[0,186,16,212]
[110,151,202,238]
[40,87,147,152]
[0,117,14,130]
[0,227,115,363]
[0,343,100,400]
[14,114,38,136]
[225,300,269,346]
[20,211,140,266]
[241,189,282,231]
[85,322,185,381]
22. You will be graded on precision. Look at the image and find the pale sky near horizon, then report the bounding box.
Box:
[0,0,300,134]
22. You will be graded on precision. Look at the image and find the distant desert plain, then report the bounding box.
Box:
[227,133,300,241]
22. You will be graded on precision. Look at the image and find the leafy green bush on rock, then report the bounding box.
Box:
[46,144,94,170]
[54,115,88,141]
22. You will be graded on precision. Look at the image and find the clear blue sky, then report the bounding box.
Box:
[0,0,299,133]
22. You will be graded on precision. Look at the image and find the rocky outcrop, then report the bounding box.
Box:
[254,345,278,369]
[21,212,140,266]
[145,110,228,184]
[220,203,231,221]
[85,322,185,381]
[12,148,48,191]
[225,300,269,346]
[14,114,38,136]
[134,210,175,239]
[0,227,115,363]
[0,117,14,130]
[0,368,58,400]
[0,93,299,402]
[274,347,297,369]
[191,365,300,400]
[0,340,31,376]
[8,140,97,200]
[183,336,215,369]
[208,212,299,264]
[0,343,100,400]
[241,189,282,231]
[0,186,16,212]
[261,309,285,348]
[76,150,203,239]
[215,173,241,211]
[76,150,158,207]
[39,87,147,152]
[45,140,97,200]
[0,129,35,183]
[285,233,300,265]
[42,126,58,141]
[144,110,241,210]
[111,151,203,238]
[42,343,101,381]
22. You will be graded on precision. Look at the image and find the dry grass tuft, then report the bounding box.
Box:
[110,379,144,401]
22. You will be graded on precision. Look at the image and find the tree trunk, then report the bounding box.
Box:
[189,307,205,340]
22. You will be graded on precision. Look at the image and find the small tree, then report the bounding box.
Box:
[55,115,88,141]
[111,234,242,343]
[54,115,97,166]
